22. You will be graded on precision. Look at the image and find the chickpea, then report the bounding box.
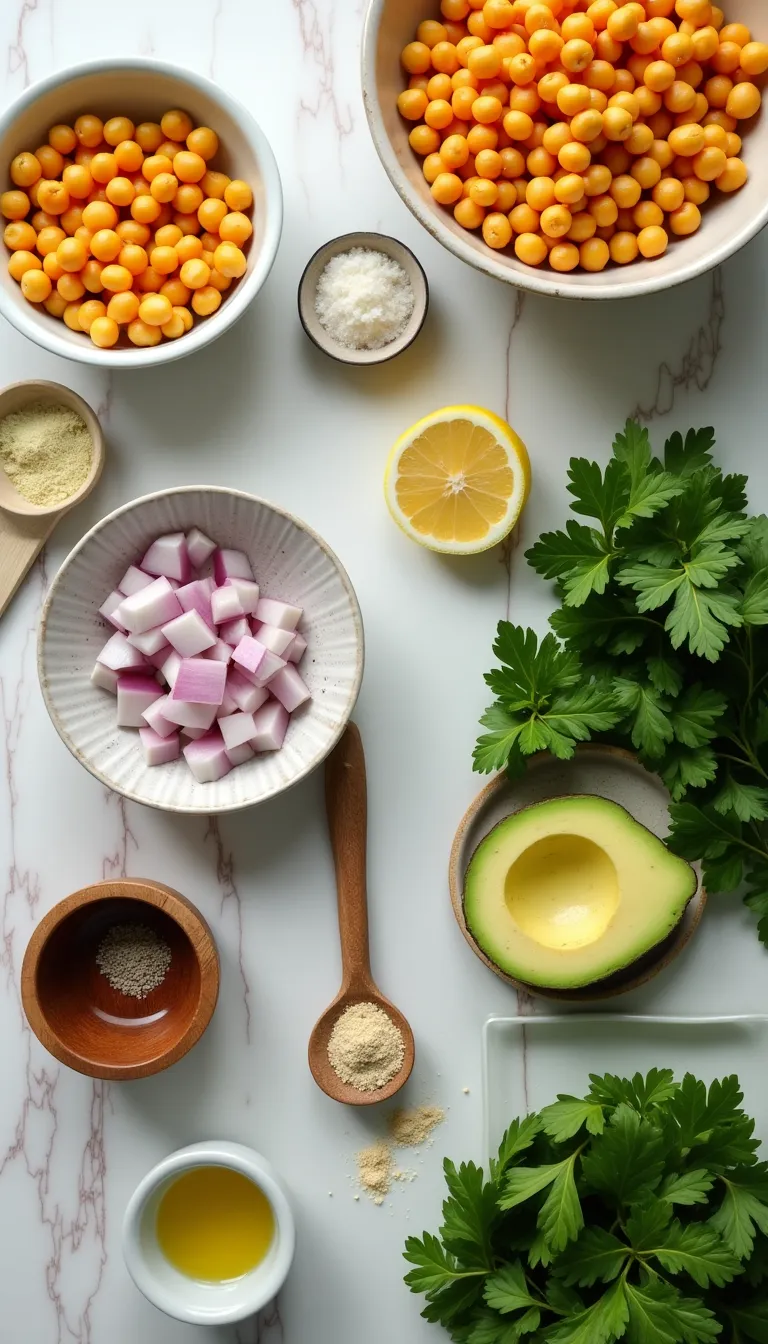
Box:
[716,156,747,191]
[514,231,548,264]
[669,200,702,232]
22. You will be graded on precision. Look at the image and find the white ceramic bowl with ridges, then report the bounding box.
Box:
[38,487,364,813]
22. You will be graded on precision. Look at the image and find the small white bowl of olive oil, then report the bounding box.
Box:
[122,1141,295,1325]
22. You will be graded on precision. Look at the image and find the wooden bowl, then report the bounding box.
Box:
[21,879,219,1080]
[449,746,706,1003]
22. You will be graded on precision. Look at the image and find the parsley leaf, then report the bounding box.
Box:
[614,678,674,757]
[525,519,609,583]
[710,1169,768,1258]
[587,1069,678,1115]
[491,1115,542,1182]
[442,1161,498,1264]
[540,1097,605,1142]
[404,1233,484,1295]
[669,686,727,748]
[659,1170,716,1207]
[566,455,629,538]
[659,746,719,802]
[555,1228,629,1287]
[664,427,715,476]
[714,777,768,823]
[483,1262,539,1315]
[581,1105,666,1207]
[646,1219,741,1287]
[547,1279,629,1344]
[624,1277,720,1344]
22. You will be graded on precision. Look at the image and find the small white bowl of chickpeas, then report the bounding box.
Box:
[0,58,282,362]
[363,0,768,298]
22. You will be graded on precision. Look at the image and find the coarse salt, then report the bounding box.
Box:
[314,247,415,351]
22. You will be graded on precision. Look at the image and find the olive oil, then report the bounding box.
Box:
[156,1166,274,1282]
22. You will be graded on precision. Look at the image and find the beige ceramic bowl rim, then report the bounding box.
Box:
[0,380,105,517]
[0,56,283,366]
[448,744,706,1002]
[297,230,429,364]
[361,0,768,301]
[37,484,365,813]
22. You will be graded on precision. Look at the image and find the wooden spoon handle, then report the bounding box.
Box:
[0,509,57,618]
[325,722,372,992]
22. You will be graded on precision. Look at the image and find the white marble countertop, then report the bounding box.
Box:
[2,3,768,1342]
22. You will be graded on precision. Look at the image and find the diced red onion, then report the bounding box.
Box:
[183,729,232,783]
[251,700,289,752]
[142,694,177,738]
[181,726,207,741]
[97,631,150,673]
[213,548,254,584]
[232,635,268,676]
[269,665,311,713]
[211,584,246,624]
[117,576,182,635]
[139,726,180,766]
[161,609,217,657]
[117,674,165,727]
[287,632,308,663]
[202,638,233,665]
[218,616,251,646]
[172,657,227,706]
[119,565,154,597]
[219,711,257,750]
[186,527,216,569]
[225,578,260,615]
[227,671,269,715]
[225,741,254,766]
[99,590,128,631]
[177,579,214,629]
[160,650,182,688]
[146,644,172,668]
[91,662,119,694]
[162,697,218,730]
[141,532,192,584]
[128,626,172,656]
[255,597,302,631]
[254,624,294,657]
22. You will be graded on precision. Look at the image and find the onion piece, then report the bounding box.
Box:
[202,637,233,665]
[116,674,165,727]
[227,671,269,715]
[225,577,260,615]
[251,700,289,752]
[142,694,177,738]
[211,584,246,624]
[118,565,154,596]
[128,626,172,656]
[218,711,257,750]
[162,697,218,730]
[181,726,207,741]
[255,597,302,631]
[183,729,232,783]
[253,624,294,657]
[116,576,182,635]
[225,741,254,766]
[97,631,150,673]
[141,532,191,584]
[99,590,128,631]
[161,609,217,657]
[218,616,251,647]
[91,663,119,694]
[287,632,308,664]
[177,579,214,629]
[160,650,182,688]
[172,657,227,706]
[213,548,253,584]
[140,726,180,766]
[269,665,311,712]
[186,527,216,569]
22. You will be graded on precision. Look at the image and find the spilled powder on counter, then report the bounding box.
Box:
[328,1001,405,1092]
[0,402,92,506]
[389,1104,445,1148]
[355,1103,446,1204]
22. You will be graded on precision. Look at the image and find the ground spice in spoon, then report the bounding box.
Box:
[0,401,92,506]
[327,1001,405,1092]
[95,923,171,999]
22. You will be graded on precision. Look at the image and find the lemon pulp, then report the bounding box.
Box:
[156,1166,274,1282]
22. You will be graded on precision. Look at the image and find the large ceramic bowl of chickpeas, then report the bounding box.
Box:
[0,58,282,363]
[363,0,768,298]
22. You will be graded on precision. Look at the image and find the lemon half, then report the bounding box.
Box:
[384,405,530,555]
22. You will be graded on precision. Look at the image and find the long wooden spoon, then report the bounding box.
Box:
[308,722,414,1105]
[0,381,104,618]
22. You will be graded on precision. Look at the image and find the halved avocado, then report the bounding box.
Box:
[463,795,697,991]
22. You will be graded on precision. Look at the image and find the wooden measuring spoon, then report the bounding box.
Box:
[308,722,415,1106]
[0,381,105,618]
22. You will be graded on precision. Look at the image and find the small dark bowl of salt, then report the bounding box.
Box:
[298,231,428,366]
[21,878,219,1080]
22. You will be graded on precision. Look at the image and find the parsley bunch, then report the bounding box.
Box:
[473,423,768,944]
[404,1071,768,1343]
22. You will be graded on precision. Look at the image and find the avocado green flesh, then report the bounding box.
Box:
[463,795,697,990]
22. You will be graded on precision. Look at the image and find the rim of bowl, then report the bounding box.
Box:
[360,0,768,301]
[37,485,365,814]
[20,879,220,1079]
[297,231,429,365]
[0,57,283,365]
[122,1141,296,1325]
